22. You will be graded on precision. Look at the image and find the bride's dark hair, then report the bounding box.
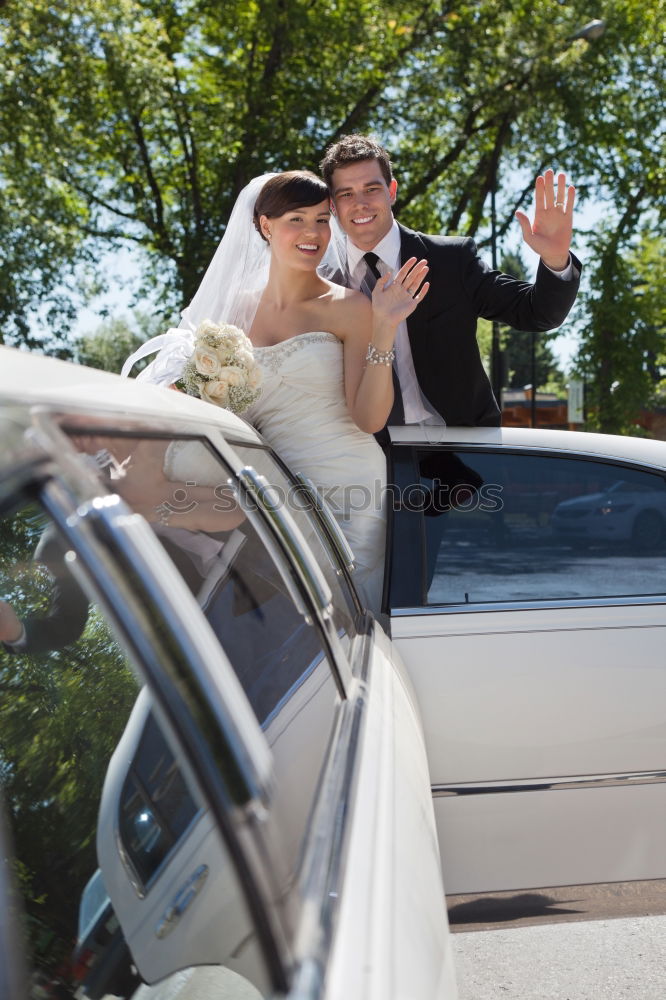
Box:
[253,170,329,241]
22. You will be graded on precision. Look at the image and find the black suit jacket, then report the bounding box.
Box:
[385,224,581,427]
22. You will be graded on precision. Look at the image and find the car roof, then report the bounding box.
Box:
[3,346,666,473]
[388,423,666,472]
[0,346,261,445]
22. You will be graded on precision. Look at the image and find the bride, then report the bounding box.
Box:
[123,171,429,615]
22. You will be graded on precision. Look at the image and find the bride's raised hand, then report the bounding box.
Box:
[372,257,430,329]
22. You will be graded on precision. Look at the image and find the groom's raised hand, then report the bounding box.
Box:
[514,169,575,271]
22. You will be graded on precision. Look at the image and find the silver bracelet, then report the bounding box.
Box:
[154,502,172,526]
[366,343,395,366]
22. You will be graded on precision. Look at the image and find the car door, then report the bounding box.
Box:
[387,426,666,894]
[0,391,457,1000]
[0,407,286,998]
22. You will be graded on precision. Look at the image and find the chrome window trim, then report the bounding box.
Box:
[433,769,666,797]
[392,594,666,617]
[237,466,333,618]
[233,465,353,696]
[229,440,364,621]
[293,472,356,573]
[287,628,374,998]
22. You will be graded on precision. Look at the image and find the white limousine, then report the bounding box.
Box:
[1,345,665,1000]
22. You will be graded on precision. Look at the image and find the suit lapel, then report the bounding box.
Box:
[398,224,430,345]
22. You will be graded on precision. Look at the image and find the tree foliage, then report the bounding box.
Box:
[499,249,565,393]
[0,507,139,968]
[76,311,160,372]
[576,226,666,433]
[1,0,664,422]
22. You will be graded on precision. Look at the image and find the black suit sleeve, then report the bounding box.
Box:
[459,238,581,332]
[19,532,90,655]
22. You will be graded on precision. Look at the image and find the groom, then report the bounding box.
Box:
[320,134,581,428]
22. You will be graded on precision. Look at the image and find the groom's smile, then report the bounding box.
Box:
[331,160,397,251]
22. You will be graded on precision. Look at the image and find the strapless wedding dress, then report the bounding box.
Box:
[244,331,387,616]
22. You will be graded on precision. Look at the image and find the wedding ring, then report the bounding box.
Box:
[555,200,565,208]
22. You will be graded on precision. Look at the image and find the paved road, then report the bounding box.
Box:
[449,881,666,999]
[452,915,666,999]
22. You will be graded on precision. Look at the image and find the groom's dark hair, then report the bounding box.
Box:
[253,170,329,241]
[320,135,393,189]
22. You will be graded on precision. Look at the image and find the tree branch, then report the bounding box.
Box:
[316,0,449,161]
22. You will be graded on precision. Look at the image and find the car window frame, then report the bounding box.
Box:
[388,442,666,615]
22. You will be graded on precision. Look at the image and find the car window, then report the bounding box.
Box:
[390,447,666,607]
[118,711,200,888]
[61,430,343,888]
[0,497,270,997]
[228,441,361,640]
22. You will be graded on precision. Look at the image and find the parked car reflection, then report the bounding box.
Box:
[551,479,666,550]
[71,869,139,1000]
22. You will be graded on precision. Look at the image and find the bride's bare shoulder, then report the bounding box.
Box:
[320,278,360,301]
[319,282,371,338]
[322,281,369,312]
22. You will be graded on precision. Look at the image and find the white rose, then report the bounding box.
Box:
[193,346,222,377]
[196,319,220,340]
[200,378,230,405]
[235,347,255,368]
[223,365,245,387]
[215,344,237,364]
[221,325,246,346]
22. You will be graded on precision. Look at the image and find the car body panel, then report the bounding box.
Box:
[387,424,666,894]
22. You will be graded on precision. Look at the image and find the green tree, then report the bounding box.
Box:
[498,250,565,393]
[2,0,664,352]
[576,227,666,433]
[76,311,161,373]
[0,507,139,968]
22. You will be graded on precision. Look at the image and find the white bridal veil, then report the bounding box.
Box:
[121,173,277,385]
[121,172,350,386]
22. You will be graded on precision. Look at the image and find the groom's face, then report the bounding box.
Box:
[330,159,397,251]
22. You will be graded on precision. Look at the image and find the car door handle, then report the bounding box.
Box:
[155,864,209,939]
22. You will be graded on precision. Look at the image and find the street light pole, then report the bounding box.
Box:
[490,179,502,406]
[569,19,606,42]
[530,330,537,427]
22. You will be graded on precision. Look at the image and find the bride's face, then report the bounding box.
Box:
[261,199,331,269]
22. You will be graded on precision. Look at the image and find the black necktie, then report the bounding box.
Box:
[363,251,382,293]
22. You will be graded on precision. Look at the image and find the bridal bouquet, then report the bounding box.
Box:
[176,320,262,414]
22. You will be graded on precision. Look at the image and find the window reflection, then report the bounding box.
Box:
[0,504,139,996]
[118,713,199,888]
[60,431,342,915]
[1,493,269,997]
[391,449,666,606]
